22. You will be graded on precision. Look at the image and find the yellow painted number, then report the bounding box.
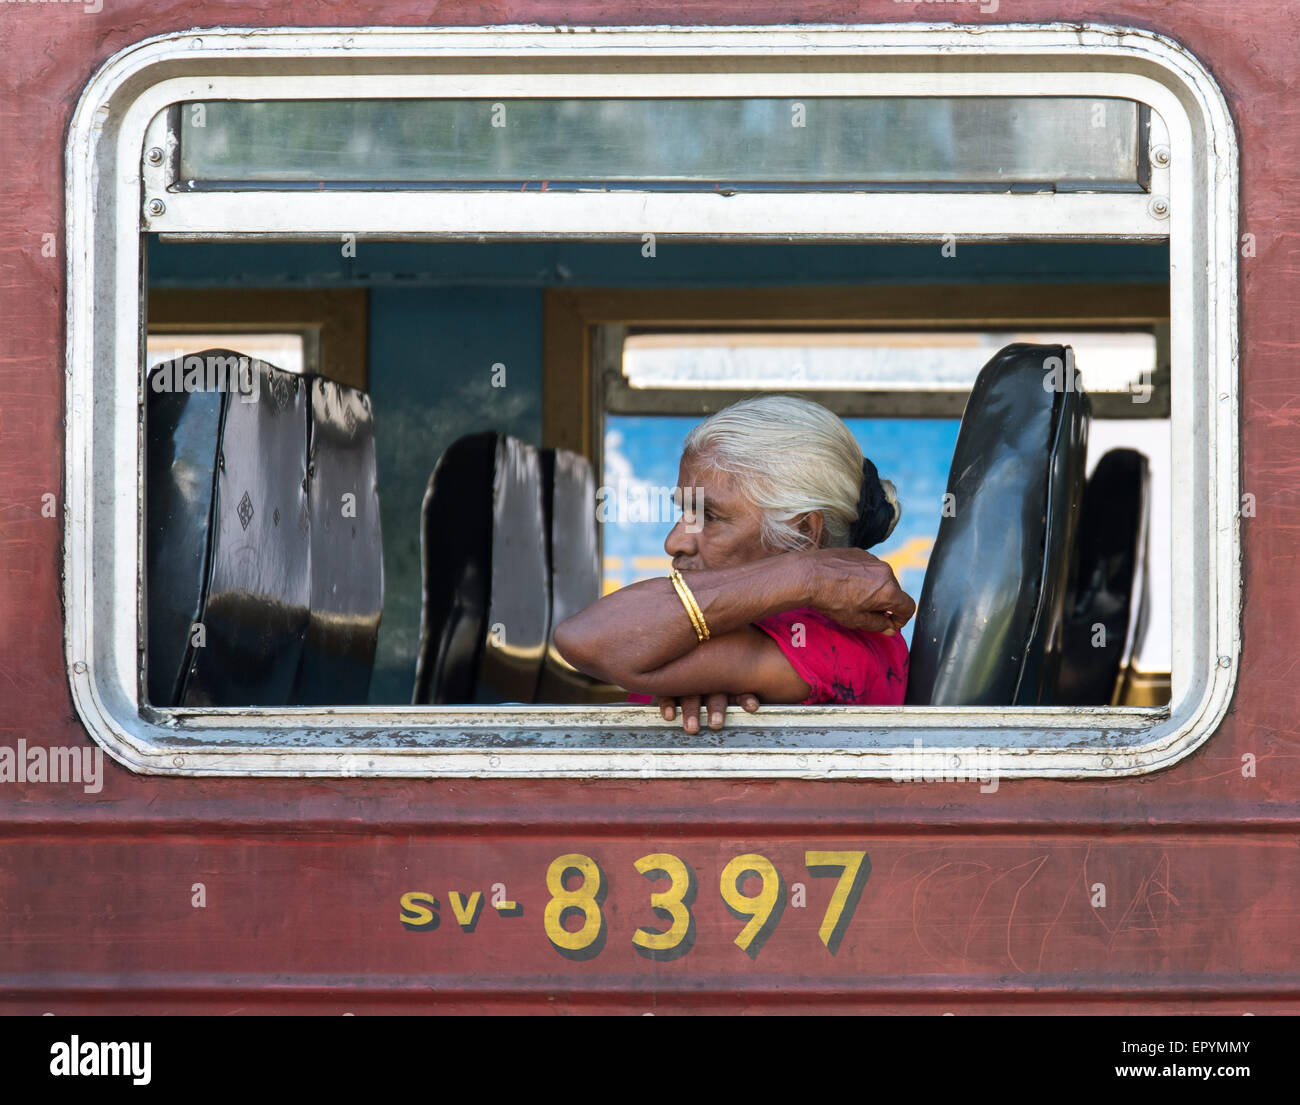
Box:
[543,853,606,959]
[720,854,785,959]
[632,853,696,961]
[805,850,872,955]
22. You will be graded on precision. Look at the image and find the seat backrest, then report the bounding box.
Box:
[146,368,225,708]
[412,433,550,705]
[904,343,1090,706]
[534,447,602,703]
[146,350,383,707]
[292,376,385,706]
[1054,448,1151,706]
[147,352,310,706]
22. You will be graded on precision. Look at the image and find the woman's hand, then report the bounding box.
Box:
[805,548,916,634]
[657,692,760,733]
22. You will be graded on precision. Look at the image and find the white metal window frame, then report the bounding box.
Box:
[64,24,1238,780]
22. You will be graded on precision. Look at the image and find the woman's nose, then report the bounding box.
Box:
[664,517,697,558]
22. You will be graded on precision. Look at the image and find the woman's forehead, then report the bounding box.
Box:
[677,453,744,506]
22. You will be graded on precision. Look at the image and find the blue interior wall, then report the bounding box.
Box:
[148,239,1168,703]
[148,240,1169,290]
[366,288,543,703]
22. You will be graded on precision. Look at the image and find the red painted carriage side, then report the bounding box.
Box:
[0,1,1296,1012]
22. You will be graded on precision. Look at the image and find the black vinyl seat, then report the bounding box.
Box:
[535,447,605,704]
[412,432,550,705]
[1054,448,1151,706]
[905,343,1091,706]
[146,350,383,707]
[293,376,384,705]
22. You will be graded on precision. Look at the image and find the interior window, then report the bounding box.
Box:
[147,332,306,375]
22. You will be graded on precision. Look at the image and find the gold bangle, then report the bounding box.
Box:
[669,567,710,642]
[669,569,704,640]
[671,572,708,642]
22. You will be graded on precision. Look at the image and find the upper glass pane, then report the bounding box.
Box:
[146,331,306,375]
[178,98,1143,190]
[622,330,1157,394]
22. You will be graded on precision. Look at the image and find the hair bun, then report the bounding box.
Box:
[850,457,902,549]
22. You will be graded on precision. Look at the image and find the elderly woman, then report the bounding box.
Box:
[554,396,915,732]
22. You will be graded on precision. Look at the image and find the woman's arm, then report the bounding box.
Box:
[554,547,913,697]
[610,627,811,700]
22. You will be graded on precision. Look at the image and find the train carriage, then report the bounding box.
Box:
[0,2,1293,1018]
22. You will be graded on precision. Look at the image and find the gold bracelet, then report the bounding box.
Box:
[669,567,710,642]
[670,570,708,642]
[668,569,704,640]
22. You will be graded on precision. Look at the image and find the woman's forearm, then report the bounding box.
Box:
[554,552,814,683]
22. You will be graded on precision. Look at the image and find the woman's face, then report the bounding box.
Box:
[664,451,782,571]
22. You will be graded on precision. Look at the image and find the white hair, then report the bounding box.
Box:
[682,395,900,552]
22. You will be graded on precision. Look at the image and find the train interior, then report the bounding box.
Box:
[143,237,1172,711]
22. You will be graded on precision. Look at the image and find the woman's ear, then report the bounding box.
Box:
[795,511,827,547]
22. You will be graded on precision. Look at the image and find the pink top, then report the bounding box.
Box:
[753,608,908,706]
[626,608,909,706]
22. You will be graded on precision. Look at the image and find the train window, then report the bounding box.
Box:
[64,26,1238,781]
[176,97,1146,191]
